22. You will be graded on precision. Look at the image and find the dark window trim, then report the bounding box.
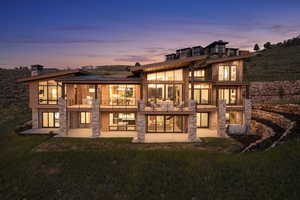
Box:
[80,112,91,124]
[38,81,61,105]
[147,83,183,105]
[218,88,238,105]
[218,65,237,81]
[41,112,59,128]
[109,112,136,131]
[146,115,185,133]
[197,112,209,128]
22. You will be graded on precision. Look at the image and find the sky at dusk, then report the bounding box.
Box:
[0,0,300,68]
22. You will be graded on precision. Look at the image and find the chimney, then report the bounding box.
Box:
[31,65,44,76]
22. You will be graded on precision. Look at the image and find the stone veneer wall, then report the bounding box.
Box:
[91,99,100,137]
[58,97,67,136]
[250,80,300,103]
[134,100,145,143]
[250,120,275,139]
[32,108,38,129]
[244,99,252,127]
[187,100,199,142]
[217,100,226,137]
[252,109,291,130]
[253,104,300,115]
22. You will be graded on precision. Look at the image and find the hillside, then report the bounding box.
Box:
[245,45,300,81]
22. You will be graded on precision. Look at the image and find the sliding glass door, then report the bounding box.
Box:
[146,115,186,133]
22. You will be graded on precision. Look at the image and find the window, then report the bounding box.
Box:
[147,69,183,81]
[218,65,237,81]
[38,80,62,104]
[218,88,237,105]
[147,84,182,105]
[189,84,210,105]
[109,113,136,131]
[197,113,209,128]
[80,112,91,124]
[146,115,185,133]
[42,112,59,128]
[225,112,240,124]
[108,85,136,106]
[189,69,205,80]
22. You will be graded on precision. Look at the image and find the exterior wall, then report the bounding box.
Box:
[100,112,110,131]
[29,82,38,108]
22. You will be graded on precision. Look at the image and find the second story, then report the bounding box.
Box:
[18,40,252,112]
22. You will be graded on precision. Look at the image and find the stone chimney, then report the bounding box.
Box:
[31,65,44,76]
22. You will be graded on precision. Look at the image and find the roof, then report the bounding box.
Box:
[131,55,208,72]
[56,74,141,83]
[205,40,229,48]
[131,53,253,73]
[17,69,84,83]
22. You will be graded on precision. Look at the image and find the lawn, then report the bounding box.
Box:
[1,119,300,200]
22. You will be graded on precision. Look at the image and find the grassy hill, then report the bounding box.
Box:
[245,45,300,81]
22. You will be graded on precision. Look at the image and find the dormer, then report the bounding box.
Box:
[204,40,228,55]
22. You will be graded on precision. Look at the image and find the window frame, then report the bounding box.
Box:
[41,112,59,128]
[38,80,62,105]
[197,112,209,128]
[109,112,136,131]
[147,83,183,105]
[218,88,237,105]
[146,69,183,81]
[80,112,91,124]
[218,65,237,81]
[146,115,185,133]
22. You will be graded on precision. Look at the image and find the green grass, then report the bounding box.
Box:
[1,118,300,199]
[245,45,300,81]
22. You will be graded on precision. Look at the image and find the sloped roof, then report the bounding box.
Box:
[17,69,84,83]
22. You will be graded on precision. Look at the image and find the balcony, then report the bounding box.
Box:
[67,98,93,109]
[100,99,138,110]
[139,100,195,113]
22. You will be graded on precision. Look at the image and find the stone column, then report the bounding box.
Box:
[187,100,200,142]
[133,100,145,143]
[244,99,252,130]
[32,108,38,129]
[58,97,67,136]
[133,113,146,143]
[217,100,227,137]
[91,99,100,137]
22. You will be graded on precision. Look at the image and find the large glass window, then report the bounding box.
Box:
[147,69,183,81]
[38,80,62,104]
[197,113,209,128]
[109,85,136,106]
[42,112,59,128]
[80,112,91,124]
[218,88,237,105]
[189,84,210,105]
[109,113,136,131]
[146,115,185,133]
[147,84,182,105]
[189,69,205,80]
[225,112,240,124]
[218,65,237,81]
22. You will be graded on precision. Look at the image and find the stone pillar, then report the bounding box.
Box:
[91,99,100,137]
[217,100,227,137]
[138,100,145,111]
[58,97,67,136]
[244,98,252,128]
[133,113,146,143]
[32,108,38,128]
[188,113,200,142]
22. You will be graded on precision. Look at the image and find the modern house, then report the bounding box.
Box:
[18,40,252,143]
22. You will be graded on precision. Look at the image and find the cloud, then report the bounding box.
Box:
[266,24,300,35]
[115,55,156,63]
[53,25,103,31]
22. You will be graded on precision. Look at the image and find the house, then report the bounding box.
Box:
[18,41,252,143]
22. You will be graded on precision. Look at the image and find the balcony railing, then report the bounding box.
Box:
[67,99,93,109]
[140,100,196,112]
[100,99,138,109]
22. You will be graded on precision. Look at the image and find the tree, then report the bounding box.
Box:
[264,42,272,49]
[254,44,260,51]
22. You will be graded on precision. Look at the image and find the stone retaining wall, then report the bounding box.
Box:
[250,80,300,104]
[250,120,275,139]
[253,104,300,115]
[252,109,291,129]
